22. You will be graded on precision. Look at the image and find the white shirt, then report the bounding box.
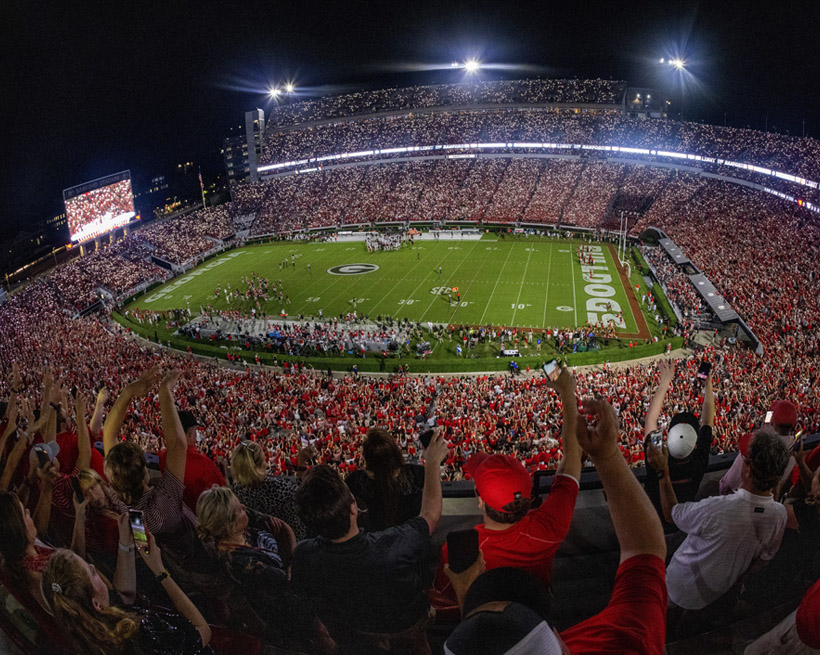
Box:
[666,489,786,610]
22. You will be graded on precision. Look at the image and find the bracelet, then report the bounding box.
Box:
[118,543,135,553]
[154,569,170,583]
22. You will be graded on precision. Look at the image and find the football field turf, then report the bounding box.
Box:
[134,236,647,337]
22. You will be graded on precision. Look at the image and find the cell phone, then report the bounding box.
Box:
[447,528,479,574]
[542,359,560,382]
[129,509,150,553]
[69,476,84,504]
[420,429,435,449]
[696,361,712,380]
[764,411,774,424]
[792,430,805,452]
[35,449,49,468]
[647,429,664,448]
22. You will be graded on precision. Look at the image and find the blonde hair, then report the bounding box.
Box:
[196,486,241,543]
[231,441,266,487]
[77,468,103,491]
[41,550,139,655]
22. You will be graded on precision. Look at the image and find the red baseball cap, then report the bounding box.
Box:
[771,400,797,426]
[738,433,754,457]
[465,453,532,512]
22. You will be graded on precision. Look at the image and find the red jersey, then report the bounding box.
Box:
[434,473,579,598]
[158,445,226,511]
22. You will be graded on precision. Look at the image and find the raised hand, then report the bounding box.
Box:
[96,387,109,406]
[129,366,162,397]
[658,359,676,386]
[546,365,576,396]
[423,427,448,466]
[576,397,621,462]
[160,370,182,389]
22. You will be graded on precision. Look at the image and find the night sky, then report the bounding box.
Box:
[2,1,819,239]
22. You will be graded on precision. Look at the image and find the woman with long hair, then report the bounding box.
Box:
[230,440,307,539]
[41,530,212,655]
[345,428,425,531]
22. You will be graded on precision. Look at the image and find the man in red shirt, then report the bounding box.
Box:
[159,410,226,511]
[434,368,582,599]
[443,398,668,655]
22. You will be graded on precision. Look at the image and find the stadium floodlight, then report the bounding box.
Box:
[670,58,685,70]
[269,87,280,97]
[464,59,480,73]
[451,61,460,68]
[285,83,295,93]
[659,57,665,64]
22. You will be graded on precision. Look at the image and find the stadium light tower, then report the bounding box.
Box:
[269,87,280,98]
[285,83,295,94]
[464,59,480,73]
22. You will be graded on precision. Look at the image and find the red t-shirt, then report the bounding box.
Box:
[560,554,667,654]
[435,474,579,598]
[796,576,820,648]
[158,445,226,511]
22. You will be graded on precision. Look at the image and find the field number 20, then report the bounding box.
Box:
[398,299,415,305]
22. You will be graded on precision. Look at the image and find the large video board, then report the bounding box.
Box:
[64,171,135,242]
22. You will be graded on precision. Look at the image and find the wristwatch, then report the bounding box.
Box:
[657,469,668,480]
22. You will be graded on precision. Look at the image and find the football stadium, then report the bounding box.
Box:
[2,6,820,655]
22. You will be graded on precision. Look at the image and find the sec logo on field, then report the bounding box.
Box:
[327,263,380,275]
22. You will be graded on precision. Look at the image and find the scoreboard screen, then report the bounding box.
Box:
[64,171,135,243]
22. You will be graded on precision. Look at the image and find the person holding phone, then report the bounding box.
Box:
[40,527,213,655]
[433,365,582,602]
[643,359,714,530]
[103,368,202,569]
[445,397,668,655]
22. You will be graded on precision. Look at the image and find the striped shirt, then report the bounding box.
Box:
[667,489,786,610]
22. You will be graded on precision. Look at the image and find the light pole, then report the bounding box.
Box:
[659,57,686,121]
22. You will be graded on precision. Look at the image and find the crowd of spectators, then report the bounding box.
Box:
[263,78,627,131]
[258,99,820,203]
[641,245,711,321]
[135,207,235,265]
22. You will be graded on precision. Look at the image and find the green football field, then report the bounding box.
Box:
[133,236,646,335]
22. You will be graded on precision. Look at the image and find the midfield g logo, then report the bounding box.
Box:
[327,263,380,275]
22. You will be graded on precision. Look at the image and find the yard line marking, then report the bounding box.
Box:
[370,249,431,315]
[543,241,553,327]
[511,246,534,325]
[440,239,488,324]
[417,239,481,322]
[478,244,516,325]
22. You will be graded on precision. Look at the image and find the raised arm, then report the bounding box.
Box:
[646,444,677,524]
[0,401,18,458]
[700,373,715,428]
[419,428,448,534]
[138,533,211,647]
[33,461,59,538]
[548,368,582,481]
[158,370,186,482]
[103,367,160,455]
[578,398,666,563]
[112,513,137,605]
[75,392,92,471]
[645,359,675,435]
[89,387,108,436]
[4,363,23,422]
